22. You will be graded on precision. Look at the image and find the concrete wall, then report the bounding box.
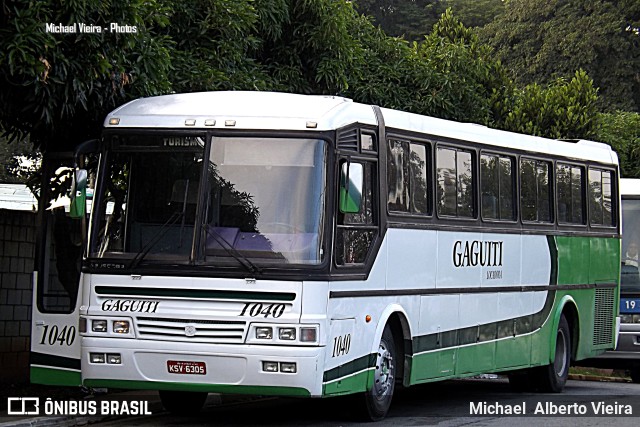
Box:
[0,209,36,384]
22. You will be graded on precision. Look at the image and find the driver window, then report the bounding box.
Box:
[336,160,377,265]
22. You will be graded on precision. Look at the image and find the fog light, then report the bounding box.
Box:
[279,328,296,341]
[92,320,107,332]
[113,320,130,334]
[300,327,317,342]
[90,353,106,363]
[106,354,122,364]
[256,327,273,339]
[262,361,279,372]
[280,362,297,373]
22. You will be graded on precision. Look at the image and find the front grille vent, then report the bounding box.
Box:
[136,316,247,344]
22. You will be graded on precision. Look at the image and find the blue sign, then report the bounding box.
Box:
[620,298,640,314]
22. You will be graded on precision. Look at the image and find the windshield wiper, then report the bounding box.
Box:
[204,225,262,275]
[128,211,184,269]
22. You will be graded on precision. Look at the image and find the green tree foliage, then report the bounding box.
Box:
[441,0,505,28]
[255,0,365,94]
[495,70,599,139]
[596,112,640,178]
[480,0,640,112]
[347,8,510,125]
[0,0,174,151]
[0,0,608,160]
[354,0,444,40]
[0,137,39,183]
[159,0,270,92]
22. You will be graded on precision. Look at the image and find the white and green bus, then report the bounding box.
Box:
[31,91,620,420]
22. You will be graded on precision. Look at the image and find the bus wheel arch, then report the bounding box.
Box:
[550,297,580,364]
[359,307,412,420]
[372,307,412,387]
[561,300,580,363]
[538,298,578,393]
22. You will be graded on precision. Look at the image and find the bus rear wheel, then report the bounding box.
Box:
[536,314,571,392]
[360,324,396,421]
[159,390,208,415]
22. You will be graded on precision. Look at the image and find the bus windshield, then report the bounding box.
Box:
[91,135,327,266]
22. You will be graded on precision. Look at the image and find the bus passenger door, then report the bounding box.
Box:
[30,153,92,385]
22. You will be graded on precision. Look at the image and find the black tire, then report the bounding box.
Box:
[536,314,571,392]
[630,367,640,384]
[360,325,396,421]
[158,390,208,415]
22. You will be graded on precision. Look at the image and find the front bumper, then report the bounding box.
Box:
[82,337,324,397]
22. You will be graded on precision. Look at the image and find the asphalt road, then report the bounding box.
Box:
[88,377,640,427]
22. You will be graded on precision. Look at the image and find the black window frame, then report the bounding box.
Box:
[479,151,517,222]
[519,157,554,224]
[435,144,476,219]
[587,166,616,228]
[555,161,586,226]
[386,138,432,217]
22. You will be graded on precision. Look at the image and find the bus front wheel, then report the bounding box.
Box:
[360,324,396,421]
[536,314,571,392]
[159,390,208,415]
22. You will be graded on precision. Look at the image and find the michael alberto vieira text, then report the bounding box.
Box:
[470,401,633,416]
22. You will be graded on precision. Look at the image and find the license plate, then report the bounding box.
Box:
[167,360,206,375]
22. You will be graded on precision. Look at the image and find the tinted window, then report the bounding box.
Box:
[387,139,429,214]
[337,161,377,265]
[556,163,585,224]
[437,147,474,218]
[481,153,515,220]
[588,168,614,227]
[520,158,552,222]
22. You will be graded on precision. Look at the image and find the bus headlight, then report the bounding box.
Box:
[280,362,297,373]
[90,353,106,363]
[278,328,296,340]
[113,320,130,334]
[262,361,279,372]
[92,320,107,332]
[256,327,273,339]
[106,354,122,364]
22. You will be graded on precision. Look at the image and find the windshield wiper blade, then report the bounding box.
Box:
[204,226,262,274]
[128,211,184,269]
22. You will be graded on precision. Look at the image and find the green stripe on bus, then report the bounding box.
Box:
[95,286,296,301]
[31,366,81,386]
[83,379,310,397]
[322,369,371,396]
[323,353,376,383]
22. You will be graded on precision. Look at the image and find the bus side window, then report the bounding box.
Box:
[520,158,552,223]
[336,161,377,265]
[481,153,515,221]
[387,140,430,215]
[588,168,615,227]
[556,163,585,225]
[436,146,475,218]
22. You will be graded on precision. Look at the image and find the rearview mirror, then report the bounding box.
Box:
[339,162,363,214]
[69,169,87,218]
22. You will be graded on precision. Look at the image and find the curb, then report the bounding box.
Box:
[568,373,631,383]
